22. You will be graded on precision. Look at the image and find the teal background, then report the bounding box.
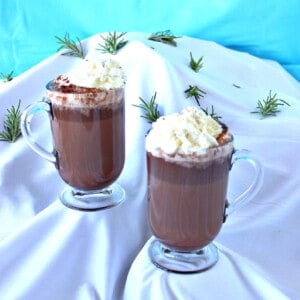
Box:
[0,0,299,80]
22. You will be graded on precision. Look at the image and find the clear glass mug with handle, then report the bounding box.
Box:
[147,134,263,273]
[21,80,126,211]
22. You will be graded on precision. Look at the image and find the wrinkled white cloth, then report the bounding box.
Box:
[0,32,300,299]
[123,238,290,300]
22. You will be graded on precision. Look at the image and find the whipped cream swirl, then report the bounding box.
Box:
[66,58,126,89]
[146,107,224,158]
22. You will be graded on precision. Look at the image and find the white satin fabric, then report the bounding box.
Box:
[0,32,299,299]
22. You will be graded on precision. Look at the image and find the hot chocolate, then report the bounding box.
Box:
[146,107,233,252]
[50,97,125,190]
[147,145,232,251]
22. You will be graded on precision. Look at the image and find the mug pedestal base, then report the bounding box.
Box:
[60,183,125,211]
[149,239,218,273]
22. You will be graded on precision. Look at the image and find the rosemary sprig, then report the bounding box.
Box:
[133,92,161,123]
[148,30,181,46]
[184,85,206,106]
[189,52,203,72]
[0,71,14,82]
[252,90,290,118]
[55,32,84,58]
[97,32,128,54]
[201,105,222,122]
[0,99,22,142]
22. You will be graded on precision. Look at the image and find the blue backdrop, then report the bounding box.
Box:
[0,0,299,80]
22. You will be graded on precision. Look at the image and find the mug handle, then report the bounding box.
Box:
[225,149,264,217]
[21,100,56,164]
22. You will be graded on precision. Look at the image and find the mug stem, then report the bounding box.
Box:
[148,239,219,273]
[60,183,125,211]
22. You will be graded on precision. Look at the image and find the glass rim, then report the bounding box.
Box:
[146,133,234,166]
[146,133,234,152]
[46,80,124,95]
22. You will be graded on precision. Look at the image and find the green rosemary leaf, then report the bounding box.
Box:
[97,32,128,54]
[189,52,203,72]
[55,32,84,58]
[252,90,290,118]
[201,105,222,122]
[184,85,206,106]
[232,83,241,88]
[148,30,181,46]
[133,92,161,123]
[0,99,22,142]
[0,71,14,82]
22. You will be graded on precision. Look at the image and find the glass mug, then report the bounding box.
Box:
[147,135,263,273]
[21,81,125,211]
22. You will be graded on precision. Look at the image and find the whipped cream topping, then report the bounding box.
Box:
[47,58,125,108]
[146,107,229,162]
[66,58,126,89]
